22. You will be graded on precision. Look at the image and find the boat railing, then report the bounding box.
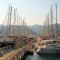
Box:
[0,45,13,57]
[8,46,29,60]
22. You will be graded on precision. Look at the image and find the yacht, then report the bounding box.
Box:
[36,4,60,54]
[37,40,60,54]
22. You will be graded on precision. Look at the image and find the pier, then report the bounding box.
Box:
[0,4,36,60]
[0,36,35,60]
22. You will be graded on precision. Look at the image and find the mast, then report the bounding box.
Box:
[55,4,58,40]
[16,10,19,35]
[10,6,12,35]
[47,13,49,38]
[8,4,10,36]
[7,5,9,36]
[19,17,20,36]
[8,4,12,36]
[13,9,17,36]
[45,14,49,37]
[44,19,46,36]
[50,5,53,39]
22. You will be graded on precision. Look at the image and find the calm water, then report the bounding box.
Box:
[25,52,60,60]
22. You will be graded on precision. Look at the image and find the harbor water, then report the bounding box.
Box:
[25,52,60,60]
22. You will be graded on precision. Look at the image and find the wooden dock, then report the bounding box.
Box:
[0,41,34,60]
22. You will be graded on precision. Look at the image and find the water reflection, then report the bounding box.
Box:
[26,52,60,60]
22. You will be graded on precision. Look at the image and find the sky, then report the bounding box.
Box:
[0,0,60,25]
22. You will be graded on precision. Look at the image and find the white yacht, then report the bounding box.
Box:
[37,40,60,54]
[36,4,60,54]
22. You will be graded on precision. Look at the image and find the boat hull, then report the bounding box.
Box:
[37,48,60,54]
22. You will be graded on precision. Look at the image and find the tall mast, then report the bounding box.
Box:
[13,9,17,36]
[47,13,49,38]
[7,5,9,36]
[7,4,12,36]
[10,6,12,35]
[50,5,53,38]
[44,19,46,36]
[19,17,20,36]
[8,4,10,36]
[55,4,58,39]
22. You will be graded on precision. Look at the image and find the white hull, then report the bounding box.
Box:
[37,48,60,54]
[36,40,60,54]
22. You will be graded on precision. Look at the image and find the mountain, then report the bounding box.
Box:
[28,24,44,35]
[0,24,60,36]
[16,25,38,36]
[28,24,60,35]
[0,25,38,36]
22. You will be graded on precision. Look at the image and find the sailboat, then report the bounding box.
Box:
[36,4,60,54]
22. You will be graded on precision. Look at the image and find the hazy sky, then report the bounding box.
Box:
[0,0,60,25]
